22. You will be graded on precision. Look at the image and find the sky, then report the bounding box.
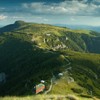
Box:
[0,0,100,26]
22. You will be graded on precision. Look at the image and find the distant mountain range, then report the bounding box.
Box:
[1,24,100,32]
[54,24,100,32]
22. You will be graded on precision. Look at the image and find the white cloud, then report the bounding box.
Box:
[43,18,49,22]
[36,17,43,19]
[0,15,7,20]
[22,0,100,16]
[12,16,24,19]
[70,17,76,21]
[0,8,5,10]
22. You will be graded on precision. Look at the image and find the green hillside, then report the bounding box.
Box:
[0,21,100,53]
[0,21,100,99]
[51,51,100,97]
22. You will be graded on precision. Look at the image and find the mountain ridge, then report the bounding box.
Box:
[0,21,100,99]
[54,24,100,33]
[0,21,100,53]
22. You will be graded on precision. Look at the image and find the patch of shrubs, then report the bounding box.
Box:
[80,94,92,98]
[71,88,83,93]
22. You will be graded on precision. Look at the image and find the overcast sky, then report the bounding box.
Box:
[0,0,100,26]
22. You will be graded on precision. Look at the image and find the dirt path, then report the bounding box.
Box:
[65,56,71,66]
[44,55,71,94]
[44,76,54,94]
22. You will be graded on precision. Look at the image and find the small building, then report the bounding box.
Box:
[41,80,45,83]
[58,73,63,76]
[33,83,45,94]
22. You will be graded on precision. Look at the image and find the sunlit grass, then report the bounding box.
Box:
[0,94,98,100]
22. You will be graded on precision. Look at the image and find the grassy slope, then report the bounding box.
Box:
[0,21,100,99]
[50,51,100,97]
[0,21,100,53]
[0,95,99,100]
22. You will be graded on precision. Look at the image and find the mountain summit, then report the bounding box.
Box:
[14,20,27,26]
[0,20,27,33]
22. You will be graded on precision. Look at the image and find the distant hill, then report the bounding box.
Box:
[0,25,3,28]
[0,21,28,33]
[0,21,100,98]
[54,24,100,33]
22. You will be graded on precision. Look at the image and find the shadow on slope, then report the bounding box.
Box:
[0,37,65,96]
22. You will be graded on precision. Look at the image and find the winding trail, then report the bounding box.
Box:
[64,56,71,66]
[44,55,71,94]
[44,78,53,94]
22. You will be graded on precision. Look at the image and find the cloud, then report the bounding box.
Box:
[11,16,24,19]
[92,0,100,3]
[0,7,5,10]
[0,15,7,20]
[22,0,100,16]
[70,17,76,21]
[43,18,49,22]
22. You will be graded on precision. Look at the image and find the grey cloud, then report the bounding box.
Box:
[22,0,100,16]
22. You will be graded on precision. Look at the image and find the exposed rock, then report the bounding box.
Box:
[67,67,72,70]
[46,34,51,36]
[31,38,35,42]
[95,74,98,80]
[44,38,46,43]
[38,43,41,46]
[66,37,68,40]
[67,76,74,84]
